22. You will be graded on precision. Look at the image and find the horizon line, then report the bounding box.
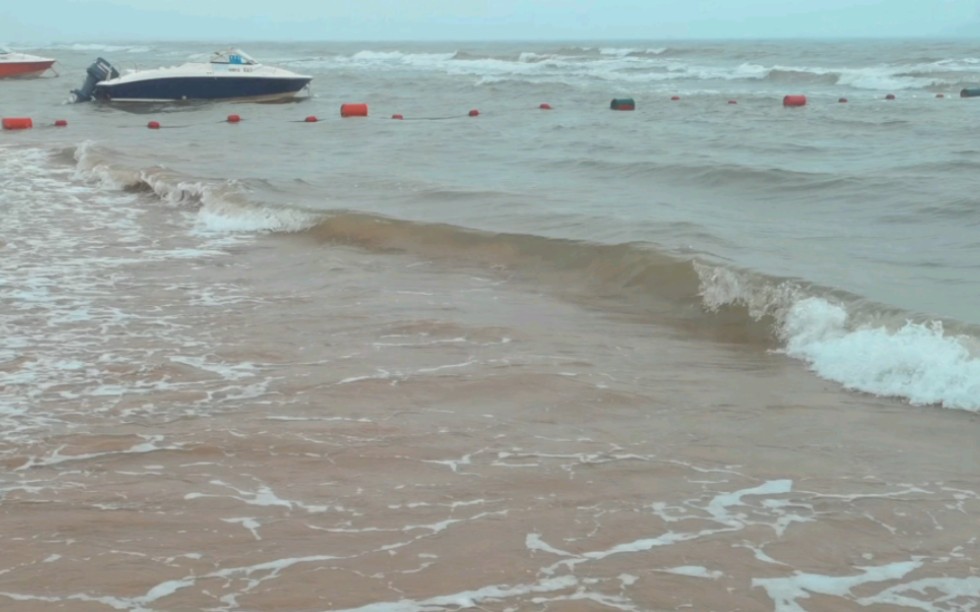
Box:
[7,33,977,44]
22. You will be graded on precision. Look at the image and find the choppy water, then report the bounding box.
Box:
[1,39,979,611]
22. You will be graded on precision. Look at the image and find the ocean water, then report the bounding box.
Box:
[1,38,978,611]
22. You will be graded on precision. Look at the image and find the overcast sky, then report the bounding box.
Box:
[2,0,977,42]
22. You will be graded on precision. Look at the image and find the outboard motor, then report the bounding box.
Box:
[70,57,119,103]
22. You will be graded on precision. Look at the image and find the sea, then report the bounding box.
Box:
[1,38,978,611]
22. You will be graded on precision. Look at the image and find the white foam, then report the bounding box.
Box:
[599,47,668,57]
[530,479,807,580]
[169,356,258,381]
[661,566,724,580]
[527,533,573,557]
[753,560,923,612]
[78,149,320,235]
[265,415,372,423]
[781,299,980,411]
[284,46,980,93]
[1,145,281,441]
[15,436,181,471]
[696,264,980,412]
[49,43,151,53]
[222,517,263,540]
[337,369,393,385]
[194,196,320,234]
[349,50,456,65]
[763,62,947,91]
[704,479,794,526]
[421,452,473,473]
[288,47,770,90]
[835,66,935,91]
[330,576,579,612]
[860,575,980,609]
[185,480,330,513]
[190,206,319,233]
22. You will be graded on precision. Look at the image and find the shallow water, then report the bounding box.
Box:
[1,39,978,610]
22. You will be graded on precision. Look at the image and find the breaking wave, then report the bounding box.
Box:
[295,212,980,412]
[59,142,980,412]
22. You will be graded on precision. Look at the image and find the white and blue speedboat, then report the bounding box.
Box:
[72,49,311,103]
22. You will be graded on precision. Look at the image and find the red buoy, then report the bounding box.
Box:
[468,109,480,117]
[2,117,33,130]
[838,97,849,103]
[539,103,552,110]
[783,95,807,107]
[340,103,368,117]
[227,114,241,123]
[54,119,68,127]
[885,93,896,100]
[727,100,737,105]
[147,120,161,129]
[391,114,404,120]
[670,95,680,101]
[304,115,318,123]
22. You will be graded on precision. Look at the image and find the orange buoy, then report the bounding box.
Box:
[783,95,807,107]
[539,103,552,110]
[2,117,33,130]
[391,114,404,120]
[670,95,680,101]
[304,115,318,123]
[838,97,848,103]
[227,114,241,123]
[610,98,635,111]
[340,103,368,117]
[147,120,161,129]
[468,109,480,117]
[54,119,68,127]
[885,93,896,100]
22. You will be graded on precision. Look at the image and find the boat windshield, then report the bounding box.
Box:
[210,49,258,65]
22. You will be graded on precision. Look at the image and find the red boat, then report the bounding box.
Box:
[0,48,56,78]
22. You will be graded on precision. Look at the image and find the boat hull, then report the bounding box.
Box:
[0,60,55,78]
[93,75,311,103]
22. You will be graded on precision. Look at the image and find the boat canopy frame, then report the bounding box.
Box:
[209,49,258,66]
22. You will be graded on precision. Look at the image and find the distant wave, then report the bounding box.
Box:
[47,43,152,53]
[765,68,840,85]
[281,48,980,92]
[549,158,883,196]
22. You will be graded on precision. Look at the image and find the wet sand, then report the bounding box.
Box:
[2,232,978,611]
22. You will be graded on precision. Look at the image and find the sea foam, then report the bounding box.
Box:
[697,263,980,412]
